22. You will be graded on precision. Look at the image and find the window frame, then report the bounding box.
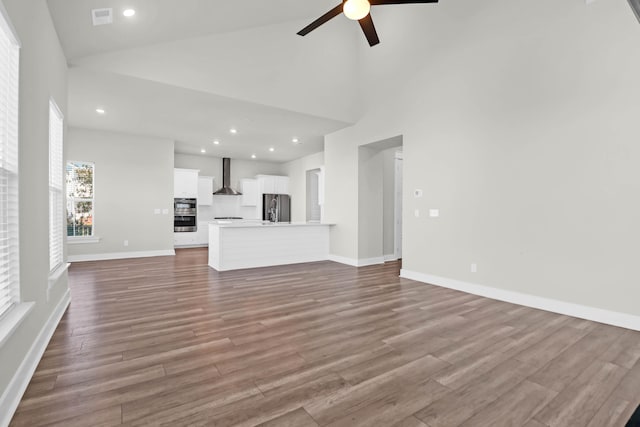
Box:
[66,160,97,243]
[0,0,34,348]
[49,98,64,273]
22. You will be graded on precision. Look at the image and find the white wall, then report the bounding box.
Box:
[0,0,69,423]
[325,128,359,259]
[325,0,640,319]
[358,146,383,260]
[382,148,398,258]
[283,151,324,223]
[66,128,175,258]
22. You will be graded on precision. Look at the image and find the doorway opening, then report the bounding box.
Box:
[357,135,403,263]
[306,168,322,223]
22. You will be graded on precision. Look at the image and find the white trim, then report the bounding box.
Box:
[394,154,403,259]
[0,0,20,46]
[0,302,34,349]
[0,289,70,427]
[384,254,398,262]
[328,254,385,267]
[47,263,70,301]
[68,249,175,262]
[400,269,640,332]
[67,236,101,245]
[328,254,358,266]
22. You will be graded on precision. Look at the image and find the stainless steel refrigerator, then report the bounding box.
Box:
[263,194,291,222]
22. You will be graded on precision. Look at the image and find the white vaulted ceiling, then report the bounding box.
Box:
[46,0,457,161]
[46,0,366,161]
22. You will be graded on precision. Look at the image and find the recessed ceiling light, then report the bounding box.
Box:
[96,108,105,114]
[251,154,256,159]
[201,149,206,153]
[123,9,135,17]
[230,128,237,134]
[292,137,298,143]
[213,140,220,145]
[269,147,275,152]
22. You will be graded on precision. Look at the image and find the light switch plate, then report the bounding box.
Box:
[154,208,161,215]
[414,189,423,198]
[429,209,439,217]
[414,209,420,218]
[162,209,169,215]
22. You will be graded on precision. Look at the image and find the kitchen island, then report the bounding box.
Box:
[208,222,332,271]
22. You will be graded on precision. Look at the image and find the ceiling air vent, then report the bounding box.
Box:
[91,8,113,26]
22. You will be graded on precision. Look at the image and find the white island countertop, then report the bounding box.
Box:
[211,221,333,228]
[208,222,333,271]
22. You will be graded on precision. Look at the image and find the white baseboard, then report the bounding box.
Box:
[400,269,640,332]
[328,254,385,267]
[328,254,358,266]
[68,249,175,262]
[384,254,398,262]
[0,288,71,427]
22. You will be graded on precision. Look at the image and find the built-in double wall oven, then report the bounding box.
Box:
[174,198,197,232]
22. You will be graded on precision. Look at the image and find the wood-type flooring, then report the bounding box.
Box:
[10,248,640,426]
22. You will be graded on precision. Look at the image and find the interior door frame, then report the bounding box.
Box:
[394,151,403,259]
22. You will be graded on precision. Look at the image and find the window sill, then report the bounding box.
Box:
[48,262,69,287]
[67,236,101,245]
[47,262,70,301]
[0,302,35,349]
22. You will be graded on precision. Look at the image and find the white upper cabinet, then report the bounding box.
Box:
[174,168,199,198]
[275,176,289,195]
[198,176,214,206]
[240,179,259,206]
[256,175,289,195]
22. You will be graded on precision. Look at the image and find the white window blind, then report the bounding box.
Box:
[0,5,20,318]
[49,100,63,272]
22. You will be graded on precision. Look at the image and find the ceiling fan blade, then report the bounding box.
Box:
[370,0,438,4]
[358,14,380,47]
[297,4,344,36]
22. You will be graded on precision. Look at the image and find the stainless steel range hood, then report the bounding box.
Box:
[213,157,242,195]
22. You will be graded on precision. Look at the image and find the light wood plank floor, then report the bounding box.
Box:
[10,248,640,426]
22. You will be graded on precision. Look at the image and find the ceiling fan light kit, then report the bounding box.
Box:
[297,0,439,47]
[343,0,371,20]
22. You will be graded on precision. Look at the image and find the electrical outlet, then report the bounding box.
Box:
[429,209,439,217]
[471,263,477,273]
[162,208,169,215]
[414,209,420,218]
[154,208,161,214]
[124,240,129,247]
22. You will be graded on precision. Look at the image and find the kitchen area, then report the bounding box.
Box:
[173,156,331,271]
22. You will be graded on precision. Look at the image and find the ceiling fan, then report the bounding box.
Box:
[297,0,439,47]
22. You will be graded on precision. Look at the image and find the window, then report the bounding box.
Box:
[0,4,20,318]
[49,100,63,272]
[66,161,94,238]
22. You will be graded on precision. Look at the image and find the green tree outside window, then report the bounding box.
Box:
[66,161,94,237]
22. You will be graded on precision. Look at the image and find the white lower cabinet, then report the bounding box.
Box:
[174,232,197,246]
[195,222,209,245]
[174,222,209,247]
